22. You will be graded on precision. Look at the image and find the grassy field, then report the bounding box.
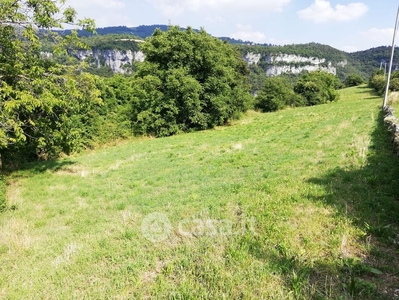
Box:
[1,85,399,299]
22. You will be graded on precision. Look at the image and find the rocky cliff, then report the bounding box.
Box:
[44,48,347,78]
[70,49,145,74]
[243,52,347,77]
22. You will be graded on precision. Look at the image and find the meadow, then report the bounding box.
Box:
[1,85,399,299]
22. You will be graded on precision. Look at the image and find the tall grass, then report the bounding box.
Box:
[1,85,399,299]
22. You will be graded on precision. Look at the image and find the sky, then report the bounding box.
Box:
[65,0,399,52]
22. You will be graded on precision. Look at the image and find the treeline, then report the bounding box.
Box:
[236,42,347,61]
[254,71,364,112]
[81,34,141,51]
[42,34,142,53]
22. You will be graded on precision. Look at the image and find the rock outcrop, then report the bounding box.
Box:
[70,49,145,74]
[44,47,347,78]
[243,52,346,77]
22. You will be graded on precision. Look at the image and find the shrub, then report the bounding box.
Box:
[294,71,340,105]
[255,77,300,112]
[369,74,386,95]
[344,74,364,87]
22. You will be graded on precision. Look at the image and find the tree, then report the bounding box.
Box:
[0,0,99,166]
[294,71,340,106]
[255,77,304,112]
[131,26,252,137]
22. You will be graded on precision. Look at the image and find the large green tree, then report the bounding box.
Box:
[132,26,252,137]
[0,0,99,166]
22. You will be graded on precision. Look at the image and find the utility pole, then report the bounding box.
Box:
[383,6,399,109]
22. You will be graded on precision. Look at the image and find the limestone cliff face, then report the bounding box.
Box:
[70,49,145,74]
[44,48,347,77]
[244,52,347,77]
[265,62,336,76]
[265,54,326,65]
[243,53,261,65]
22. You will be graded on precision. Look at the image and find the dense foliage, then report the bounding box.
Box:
[0,0,100,166]
[344,73,364,87]
[349,46,399,79]
[94,75,134,143]
[369,69,399,96]
[131,26,252,137]
[294,71,341,105]
[255,77,304,112]
[255,71,340,112]
[368,70,386,95]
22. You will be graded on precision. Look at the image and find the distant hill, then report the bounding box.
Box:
[51,25,399,82]
[54,25,255,45]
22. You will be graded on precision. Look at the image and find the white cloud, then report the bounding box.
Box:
[67,0,125,10]
[231,24,268,43]
[65,0,132,27]
[340,45,359,53]
[362,28,394,44]
[269,37,292,46]
[147,0,291,17]
[298,0,368,23]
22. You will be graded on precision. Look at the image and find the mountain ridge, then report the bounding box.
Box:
[52,25,399,81]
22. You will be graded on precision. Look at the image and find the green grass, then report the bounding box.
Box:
[1,85,399,299]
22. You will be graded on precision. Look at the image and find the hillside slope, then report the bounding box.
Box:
[1,86,399,298]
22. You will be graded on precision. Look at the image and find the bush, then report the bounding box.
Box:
[294,71,340,105]
[389,78,399,91]
[255,77,301,112]
[344,74,364,87]
[369,74,386,95]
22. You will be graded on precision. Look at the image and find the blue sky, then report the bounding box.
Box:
[66,0,399,52]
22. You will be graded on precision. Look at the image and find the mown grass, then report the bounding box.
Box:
[1,85,399,299]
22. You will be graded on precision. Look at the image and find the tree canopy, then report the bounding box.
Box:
[132,26,252,137]
[0,0,99,165]
[255,77,304,112]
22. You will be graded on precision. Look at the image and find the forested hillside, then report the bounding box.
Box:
[348,46,399,77]
[51,25,398,82]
